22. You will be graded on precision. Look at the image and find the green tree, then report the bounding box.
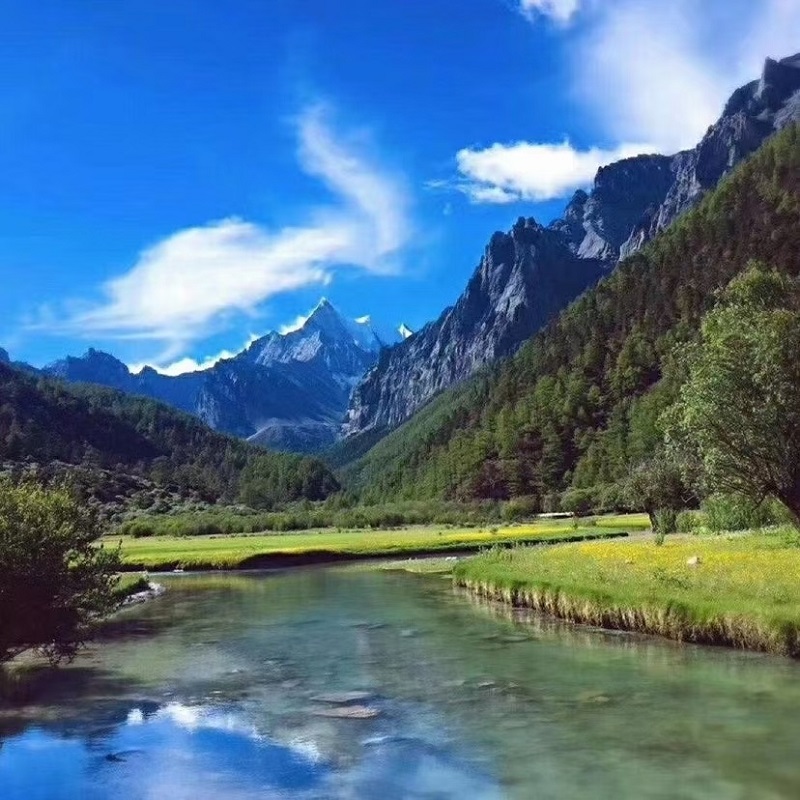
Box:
[673,265,800,525]
[0,481,120,664]
[623,448,693,531]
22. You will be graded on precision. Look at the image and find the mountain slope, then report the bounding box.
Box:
[0,362,339,506]
[43,299,391,453]
[343,121,800,503]
[343,221,606,435]
[344,53,800,440]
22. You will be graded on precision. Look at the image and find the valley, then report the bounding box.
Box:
[3,5,800,795]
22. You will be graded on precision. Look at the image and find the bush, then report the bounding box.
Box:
[0,481,120,664]
[676,510,703,533]
[560,488,596,515]
[702,494,789,532]
[595,483,626,514]
[501,496,539,522]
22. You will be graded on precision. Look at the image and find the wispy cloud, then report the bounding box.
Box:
[452,0,800,203]
[576,0,800,152]
[279,312,314,335]
[38,105,411,361]
[517,0,581,25]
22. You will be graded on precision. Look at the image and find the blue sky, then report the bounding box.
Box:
[2,0,798,372]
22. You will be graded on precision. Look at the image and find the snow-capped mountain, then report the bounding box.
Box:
[41,299,398,452]
[241,299,384,394]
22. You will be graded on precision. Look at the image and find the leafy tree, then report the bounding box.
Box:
[0,481,121,664]
[672,265,800,525]
[622,449,694,531]
[238,453,340,509]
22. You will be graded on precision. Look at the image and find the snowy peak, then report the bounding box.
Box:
[348,315,383,352]
[303,297,345,331]
[398,323,414,340]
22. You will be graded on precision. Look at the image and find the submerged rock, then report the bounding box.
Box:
[311,691,374,704]
[122,582,166,607]
[311,705,381,720]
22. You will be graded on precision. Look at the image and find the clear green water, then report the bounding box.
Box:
[3,567,800,799]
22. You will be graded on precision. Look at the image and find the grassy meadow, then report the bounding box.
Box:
[454,530,800,657]
[111,513,647,570]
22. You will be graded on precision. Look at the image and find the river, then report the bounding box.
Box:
[2,567,800,799]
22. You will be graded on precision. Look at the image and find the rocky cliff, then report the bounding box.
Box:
[344,53,800,439]
[344,220,605,433]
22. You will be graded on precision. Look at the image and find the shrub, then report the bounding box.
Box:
[702,494,788,532]
[0,481,120,664]
[501,496,539,522]
[560,487,596,515]
[676,510,702,533]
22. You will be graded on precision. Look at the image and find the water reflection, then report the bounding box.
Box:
[1,699,501,800]
[1,568,800,798]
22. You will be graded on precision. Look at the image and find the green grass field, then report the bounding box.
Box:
[454,530,800,656]
[111,513,647,570]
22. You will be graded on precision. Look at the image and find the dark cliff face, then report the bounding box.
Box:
[620,53,800,258]
[344,53,800,439]
[343,220,606,434]
[41,301,384,453]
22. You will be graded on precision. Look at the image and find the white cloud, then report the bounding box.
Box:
[578,0,800,152]
[456,0,800,204]
[453,139,653,203]
[279,312,314,335]
[43,105,410,360]
[518,0,581,24]
[576,1,727,153]
[130,333,261,376]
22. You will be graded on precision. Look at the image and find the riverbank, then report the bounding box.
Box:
[112,514,646,571]
[453,531,800,657]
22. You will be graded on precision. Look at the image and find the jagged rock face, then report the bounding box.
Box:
[0,348,9,365]
[344,53,800,439]
[242,300,380,393]
[41,301,387,452]
[344,220,605,434]
[573,155,674,261]
[620,54,800,259]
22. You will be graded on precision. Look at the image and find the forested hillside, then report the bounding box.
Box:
[0,363,339,508]
[344,124,800,507]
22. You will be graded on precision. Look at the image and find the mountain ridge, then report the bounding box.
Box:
[342,120,800,502]
[38,300,400,453]
[343,52,800,441]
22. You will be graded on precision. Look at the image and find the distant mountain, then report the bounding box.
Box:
[343,53,800,440]
[41,299,400,453]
